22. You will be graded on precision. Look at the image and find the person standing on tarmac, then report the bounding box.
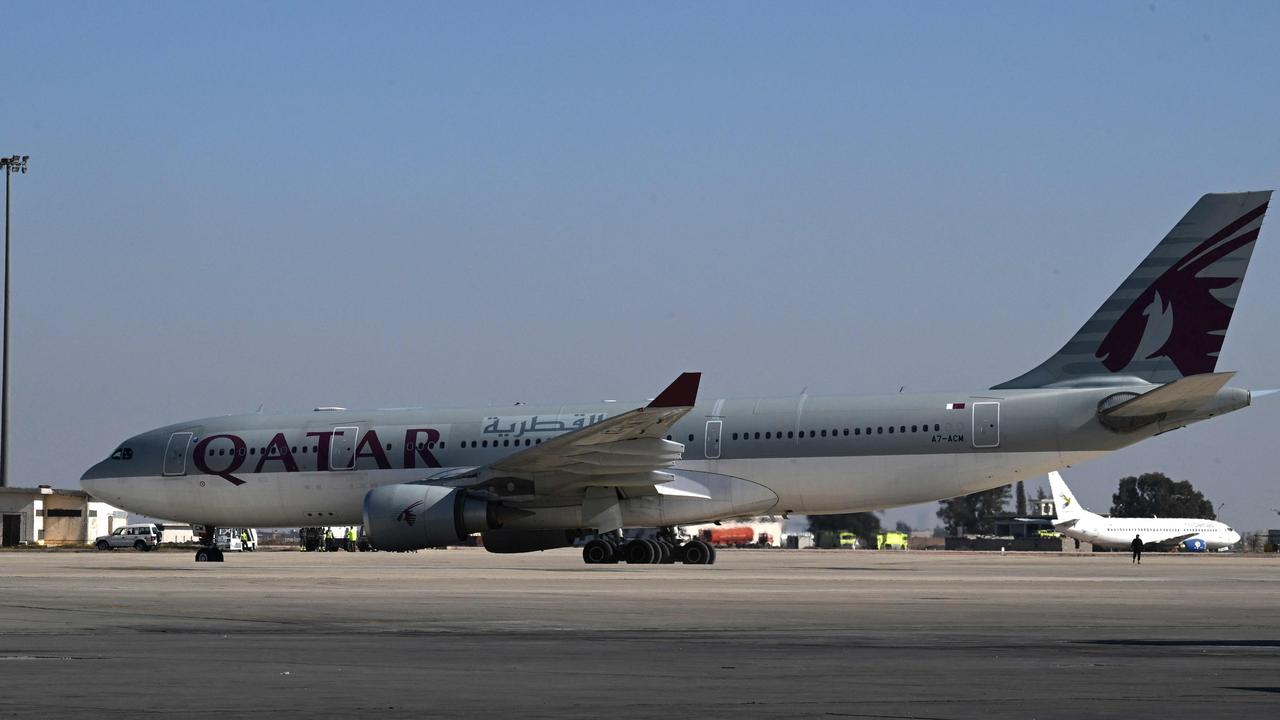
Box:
[323,527,334,552]
[1131,535,1143,564]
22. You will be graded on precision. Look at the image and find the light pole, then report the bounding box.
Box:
[0,155,28,488]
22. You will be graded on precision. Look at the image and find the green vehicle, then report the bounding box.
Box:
[877,531,909,549]
[838,531,858,548]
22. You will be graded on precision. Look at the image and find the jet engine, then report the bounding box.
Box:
[1181,538,1208,552]
[363,484,503,551]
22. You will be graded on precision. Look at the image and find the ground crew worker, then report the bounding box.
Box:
[346,526,356,551]
[324,527,334,552]
[240,529,249,549]
[1131,534,1143,564]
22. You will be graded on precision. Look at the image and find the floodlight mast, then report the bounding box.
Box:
[1,155,28,488]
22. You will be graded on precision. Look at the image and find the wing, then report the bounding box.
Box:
[1152,533,1199,549]
[423,372,702,503]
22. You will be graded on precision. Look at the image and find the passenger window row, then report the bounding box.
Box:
[201,435,561,458]
[727,424,943,442]
[207,440,450,457]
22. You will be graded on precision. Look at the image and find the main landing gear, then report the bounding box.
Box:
[194,525,224,563]
[581,532,716,565]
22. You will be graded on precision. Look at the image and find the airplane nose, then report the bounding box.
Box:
[79,475,103,501]
[80,461,114,500]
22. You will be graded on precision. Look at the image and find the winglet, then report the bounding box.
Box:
[647,372,701,408]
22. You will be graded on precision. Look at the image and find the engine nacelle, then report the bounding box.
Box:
[1182,538,1208,552]
[363,484,501,551]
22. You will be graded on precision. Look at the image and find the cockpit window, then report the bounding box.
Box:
[110,447,133,460]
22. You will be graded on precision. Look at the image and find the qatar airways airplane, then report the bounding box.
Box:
[82,191,1272,564]
[1048,472,1240,551]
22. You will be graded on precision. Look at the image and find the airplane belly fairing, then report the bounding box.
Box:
[703,450,1104,514]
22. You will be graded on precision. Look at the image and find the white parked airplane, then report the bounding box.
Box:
[1048,471,1240,551]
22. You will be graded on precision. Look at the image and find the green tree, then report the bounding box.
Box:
[1109,472,1216,519]
[1015,481,1027,516]
[937,485,1011,535]
[809,512,882,547]
[894,520,912,534]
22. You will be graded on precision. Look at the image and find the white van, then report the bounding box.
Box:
[214,528,258,552]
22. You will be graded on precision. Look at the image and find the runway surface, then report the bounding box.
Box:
[1,548,1278,719]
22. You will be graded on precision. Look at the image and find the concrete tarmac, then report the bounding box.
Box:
[1,548,1278,719]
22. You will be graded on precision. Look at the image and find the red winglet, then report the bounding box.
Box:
[647,372,701,408]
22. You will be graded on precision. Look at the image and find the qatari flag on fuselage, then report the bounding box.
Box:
[945,402,966,410]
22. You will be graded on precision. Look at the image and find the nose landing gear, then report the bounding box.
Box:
[194,525,225,562]
[194,547,224,562]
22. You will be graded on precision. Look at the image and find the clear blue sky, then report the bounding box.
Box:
[4,1,1279,529]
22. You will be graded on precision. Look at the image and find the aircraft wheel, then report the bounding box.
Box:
[624,539,655,564]
[195,548,225,563]
[643,539,663,564]
[681,539,713,565]
[708,544,718,565]
[582,539,615,564]
[656,539,675,564]
[96,540,111,551]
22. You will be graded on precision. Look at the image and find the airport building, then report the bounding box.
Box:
[0,486,128,547]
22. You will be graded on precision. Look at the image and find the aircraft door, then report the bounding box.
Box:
[331,426,358,470]
[163,432,193,476]
[704,420,722,459]
[972,402,1000,448]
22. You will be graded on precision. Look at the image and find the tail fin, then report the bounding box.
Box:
[994,191,1271,389]
[1048,471,1089,522]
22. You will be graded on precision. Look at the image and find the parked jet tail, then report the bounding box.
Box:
[1047,471,1090,524]
[994,191,1272,389]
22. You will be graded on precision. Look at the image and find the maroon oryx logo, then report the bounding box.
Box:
[1096,202,1267,376]
[396,500,425,526]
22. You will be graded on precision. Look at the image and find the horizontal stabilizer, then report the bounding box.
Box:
[1102,372,1235,419]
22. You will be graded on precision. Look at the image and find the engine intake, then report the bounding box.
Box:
[363,484,502,551]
